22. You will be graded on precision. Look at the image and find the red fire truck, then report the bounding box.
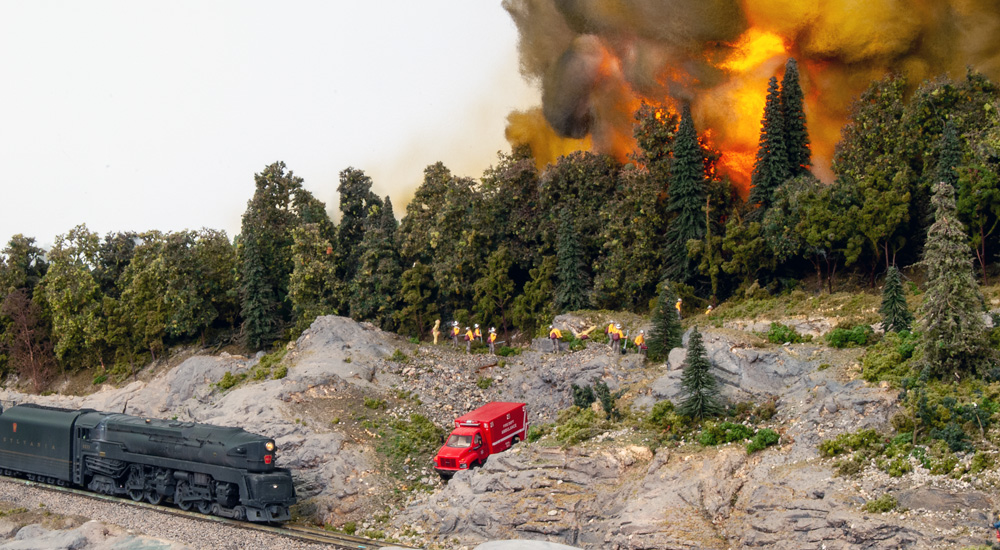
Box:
[433,402,528,478]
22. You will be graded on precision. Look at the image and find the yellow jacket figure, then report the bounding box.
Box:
[549,325,562,352]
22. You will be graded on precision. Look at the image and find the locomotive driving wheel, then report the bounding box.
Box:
[126,466,145,502]
[174,481,192,511]
[197,500,213,515]
[145,490,163,505]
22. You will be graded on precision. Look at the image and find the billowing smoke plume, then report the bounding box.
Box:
[503,0,1000,188]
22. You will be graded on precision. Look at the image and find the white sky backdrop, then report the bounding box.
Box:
[0,1,538,248]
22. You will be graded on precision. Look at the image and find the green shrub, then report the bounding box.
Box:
[766,323,806,344]
[969,451,995,474]
[390,349,409,363]
[861,331,918,383]
[593,380,625,421]
[862,493,897,513]
[572,384,596,408]
[826,325,875,348]
[527,424,549,443]
[258,348,288,371]
[554,407,601,446]
[408,336,419,345]
[375,414,445,475]
[92,374,107,385]
[476,376,493,390]
[818,429,883,457]
[646,400,676,430]
[497,346,521,357]
[216,371,245,390]
[754,398,778,421]
[747,428,780,453]
[364,397,387,410]
[700,422,754,446]
[273,365,287,379]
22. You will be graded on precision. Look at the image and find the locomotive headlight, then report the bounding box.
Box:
[265,441,275,452]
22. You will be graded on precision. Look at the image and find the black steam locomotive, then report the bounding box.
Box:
[0,403,295,522]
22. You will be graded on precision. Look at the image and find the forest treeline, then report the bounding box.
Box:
[2,61,1000,389]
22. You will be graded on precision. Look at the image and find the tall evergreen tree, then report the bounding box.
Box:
[555,208,589,312]
[780,58,810,178]
[917,182,993,378]
[664,104,706,282]
[678,327,723,420]
[880,265,912,333]
[749,76,789,213]
[337,167,380,284]
[288,223,341,334]
[473,246,516,336]
[646,281,683,361]
[239,231,278,350]
[509,256,556,339]
[350,197,402,329]
[936,119,961,189]
[395,262,438,340]
[237,161,304,349]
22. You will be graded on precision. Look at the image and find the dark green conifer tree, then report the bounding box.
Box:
[664,104,706,282]
[780,58,810,178]
[240,232,278,350]
[936,119,961,189]
[917,182,992,378]
[678,327,723,420]
[336,167,380,284]
[646,281,683,361]
[749,76,789,212]
[238,161,303,350]
[555,208,589,312]
[879,265,912,333]
[395,262,438,340]
[349,197,402,329]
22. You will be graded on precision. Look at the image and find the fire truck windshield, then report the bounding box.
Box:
[446,434,472,448]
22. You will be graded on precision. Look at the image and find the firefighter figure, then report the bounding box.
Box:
[465,326,474,354]
[610,323,624,354]
[676,298,683,319]
[634,330,647,355]
[474,324,483,343]
[451,321,461,347]
[488,327,498,355]
[549,325,563,352]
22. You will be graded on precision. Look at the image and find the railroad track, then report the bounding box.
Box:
[3,477,413,549]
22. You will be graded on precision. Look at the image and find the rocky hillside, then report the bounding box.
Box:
[0,314,998,550]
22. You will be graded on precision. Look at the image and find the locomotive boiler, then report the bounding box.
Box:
[0,403,295,522]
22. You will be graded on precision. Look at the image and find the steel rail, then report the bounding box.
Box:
[0,477,415,549]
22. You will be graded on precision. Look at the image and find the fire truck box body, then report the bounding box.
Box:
[434,402,528,477]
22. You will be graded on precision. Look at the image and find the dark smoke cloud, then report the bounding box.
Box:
[503,0,1000,179]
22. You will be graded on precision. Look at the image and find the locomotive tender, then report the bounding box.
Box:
[0,403,295,522]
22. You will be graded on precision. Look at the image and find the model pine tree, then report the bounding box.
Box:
[646,281,683,361]
[780,58,810,178]
[664,104,706,282]
[936,119,961,189]
[555,208,590,312]
[918,182,993,378]
[678,327,723,419]
[879,265,912,333]
[350,196,402,330]
[749,76,789,212]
